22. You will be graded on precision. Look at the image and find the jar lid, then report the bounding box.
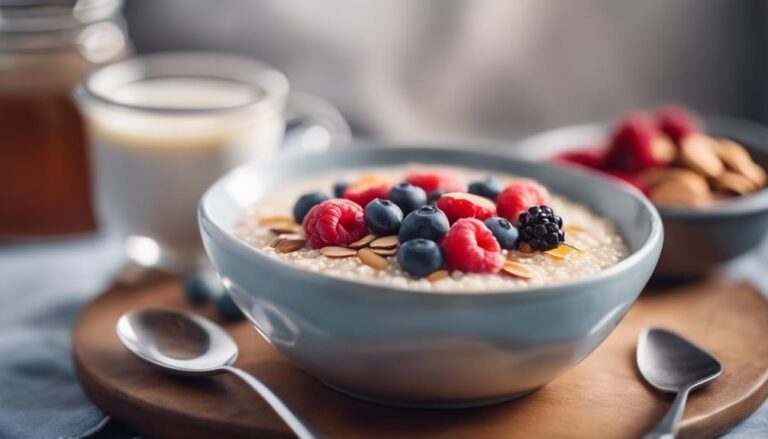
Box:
[0,0,122,32]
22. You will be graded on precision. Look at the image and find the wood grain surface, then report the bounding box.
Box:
[73,275,768,439]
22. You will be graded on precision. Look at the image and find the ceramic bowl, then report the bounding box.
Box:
[198,145,662,407]
[515,117,768,278]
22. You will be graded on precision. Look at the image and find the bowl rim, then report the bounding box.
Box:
[514,117,768,219]
[199,144,663,302]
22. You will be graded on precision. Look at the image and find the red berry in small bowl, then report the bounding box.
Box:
[496,180,550,222]
[343,175,391,208]
[554,148,607,170]
[436,192,496,223]
[442,218,503,274]
[302,199,368,249]
[654,104,703,144]
[604,112,675,172]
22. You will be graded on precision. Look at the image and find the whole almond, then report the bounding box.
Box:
[650,177,711,207]
[502,261,532,279]
[349,234,376,249]
[369,235,399,249]
[320,246,357,258]
[274,238,307,253]
[651,134,677,164]
[712,171,756,195]
[642,168,707,189]
[680,134,725,177]
[743,163,767,188]
[358,248,389,270]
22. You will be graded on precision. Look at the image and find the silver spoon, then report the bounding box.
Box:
[116,308,323,439]
[637,328,722,439]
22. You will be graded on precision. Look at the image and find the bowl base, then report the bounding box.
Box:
[320,380,540,409]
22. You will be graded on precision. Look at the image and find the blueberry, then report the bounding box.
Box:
[468,177,502,200]
[428,189,445,205]
[293,192,330,223]
[333,181,348,198]
[388,183,427,215]
[183,276,212,305]
[484,216,519,250]
[216,292,244,321]
[364,198,403,235]
[397,238,444,277]
[398,205,450,242]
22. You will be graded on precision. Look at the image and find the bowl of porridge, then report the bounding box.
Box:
[199,145,662,407]
[515,106,768,278]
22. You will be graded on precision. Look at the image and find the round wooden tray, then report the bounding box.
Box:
[73,275,768,439]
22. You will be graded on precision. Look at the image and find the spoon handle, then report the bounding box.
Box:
[643,387,690,439]
[221,365,324,439]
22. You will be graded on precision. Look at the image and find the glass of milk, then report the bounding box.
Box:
[77,52,349,273]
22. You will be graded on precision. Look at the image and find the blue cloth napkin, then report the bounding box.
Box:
[0,233,765,438]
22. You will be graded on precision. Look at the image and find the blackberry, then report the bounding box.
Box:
[517,205,564,251]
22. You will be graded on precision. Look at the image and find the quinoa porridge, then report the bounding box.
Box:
[234,165,629,292]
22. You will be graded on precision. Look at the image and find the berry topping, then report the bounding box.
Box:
[405,170,463,195]
[427,189,445,205]
[302,199,368,249]
[363,198,403,236]
[398,205,450,243]
[654,104,702,144]
[483,216,519,250]
[397,238,444,277]
[388,182,427,215]
[343,175,391,208]
[436,192,496,223]
[467,177,503,200]
[554,148,606,169]
[293,192,330,224]
[216,292,245,321]
[517,205,565,251]
[604,113,673,172]
[496,180,550,222]
[333,181,349,198]
[441,218,503,273]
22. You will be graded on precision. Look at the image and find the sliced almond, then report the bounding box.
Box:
[502,261,532,279]
[369,235,399,249]
[680,134,725,178]
[269,223,303,234]
[563,224,585,234]
[426,270,450,282]
[269,236,287,248]
[260,215,295,225]
[357,248,389,270]
[274,238,307,253]
[651,134,677,164]
[349,234,376,249]
[712,171,756,195]
[372,247,398,256]
[320,246,357,258]
[544,245,573,260]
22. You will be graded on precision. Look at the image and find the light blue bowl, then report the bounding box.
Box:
[199,145,663,408]
[516,116,768,278]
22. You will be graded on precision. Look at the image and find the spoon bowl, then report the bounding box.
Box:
[637,328,722,439]
[116,308,322,439]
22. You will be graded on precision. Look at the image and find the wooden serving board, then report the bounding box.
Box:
[73,275,768,439]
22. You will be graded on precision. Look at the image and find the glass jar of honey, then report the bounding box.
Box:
[0,0,129,238]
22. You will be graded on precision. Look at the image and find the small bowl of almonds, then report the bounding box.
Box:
[516,105,768,277]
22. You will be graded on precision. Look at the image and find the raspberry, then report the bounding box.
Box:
[496,180,550,222]
[302,199,368,249]
[554,147,607,169]
[604,112,668,172]
[406,170,463,195]
[654,104,702,144]
[343,175,391,208]
[441,218,503,273]
[435,192,496,223]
